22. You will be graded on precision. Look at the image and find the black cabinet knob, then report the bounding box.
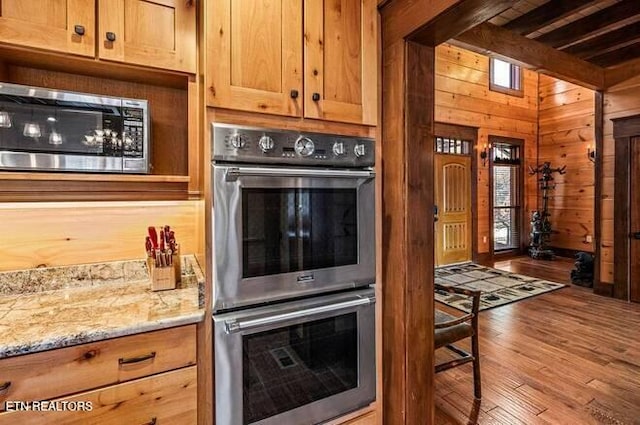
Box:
[74,25,85,36]
[633,231,640,240]
[312,93,320,102]
[290,89,299,99]
[106,32,116,42]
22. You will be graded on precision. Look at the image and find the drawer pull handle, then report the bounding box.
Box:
[143,417,157,425]
[106,32,117,42]
[0,381,11,394]
[119,352,156,365]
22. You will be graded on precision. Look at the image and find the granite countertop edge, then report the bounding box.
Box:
[0,310,205,359]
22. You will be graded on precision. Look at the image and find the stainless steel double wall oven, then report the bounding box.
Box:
[212,124,376,425]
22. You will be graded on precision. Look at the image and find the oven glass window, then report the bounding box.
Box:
[242,188,358,278]
[243,313,358,423]
[0,94,124,156]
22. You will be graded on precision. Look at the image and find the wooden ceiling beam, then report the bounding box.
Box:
[533,2,640,49]
[605,57,640,89]
[408,0,517,46]
[590,41,640,68]
[455,23,604,89]
[562,21,640,59]
[503,0,598,36]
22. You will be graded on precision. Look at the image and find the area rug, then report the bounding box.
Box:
[435,262,566,312]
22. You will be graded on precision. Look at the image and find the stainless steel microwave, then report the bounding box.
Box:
[0,82,149,173]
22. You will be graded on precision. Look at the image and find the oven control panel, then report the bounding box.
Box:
[212,124,375,167]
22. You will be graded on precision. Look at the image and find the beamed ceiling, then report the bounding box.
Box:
[489,0,640,68]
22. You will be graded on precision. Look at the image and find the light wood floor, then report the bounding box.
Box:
[435,257,640,424]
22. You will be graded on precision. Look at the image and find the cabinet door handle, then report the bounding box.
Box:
[106,32,117,42]
[312,93,321,102]
[118,351,156,365]
[74,25,85,36]
[290,89,299,99]
[0,381,11,394]
[142,417,157,425]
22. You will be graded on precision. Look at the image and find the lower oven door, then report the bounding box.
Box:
[213,164,376,311]
[213,288,376,425]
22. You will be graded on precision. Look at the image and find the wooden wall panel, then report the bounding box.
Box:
[435,43,539,254]
[601,73,640,284]
[0,200,204,271]
[538,74,595,253]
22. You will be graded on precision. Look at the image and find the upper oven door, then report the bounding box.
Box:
[213,164,375,311]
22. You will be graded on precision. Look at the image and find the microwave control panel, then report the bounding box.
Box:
[122,107,145,158]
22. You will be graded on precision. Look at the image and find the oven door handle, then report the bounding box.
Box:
[225,166,375,182]
[224,296,375,334]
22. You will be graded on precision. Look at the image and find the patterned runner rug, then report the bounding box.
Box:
[435,262,566,312]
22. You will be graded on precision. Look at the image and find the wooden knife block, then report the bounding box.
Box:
[172,248,182,285]
[147,258,176,291]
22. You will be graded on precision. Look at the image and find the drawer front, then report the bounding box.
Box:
[0,324,196,410]
[0,366,197,425]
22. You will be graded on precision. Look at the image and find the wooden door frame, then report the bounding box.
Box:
[611,114,640,300]
[380,1,520,424]
[488,135,526,258]
[434,122,478,263]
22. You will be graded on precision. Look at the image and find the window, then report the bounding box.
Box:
[490,58,523,97]
[435,137,471,155]
[491,140,523,252]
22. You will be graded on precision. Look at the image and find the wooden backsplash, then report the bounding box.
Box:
[0,200,204,271]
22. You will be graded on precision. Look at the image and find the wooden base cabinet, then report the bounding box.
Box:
[0,367,197,425]
[0,0,95,57]
[206,0,377,125]
[0,325,197,424]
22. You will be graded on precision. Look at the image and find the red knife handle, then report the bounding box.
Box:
[145,236,153,255]
[159,230,165,251]
[164,225,171,243]
[148,226,158,249]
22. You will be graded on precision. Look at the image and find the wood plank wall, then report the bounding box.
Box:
[538,75,595,253]
[0,200,204,271]
[434,43,539,254]
[601,74,640,285]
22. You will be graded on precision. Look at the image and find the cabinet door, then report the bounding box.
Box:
[207,0,303,117]
[98,0,196,73]
[304,0,377,125]
[0,0,95,57]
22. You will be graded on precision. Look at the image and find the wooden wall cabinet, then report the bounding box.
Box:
[0,0,95,57]
[98,0,197,73]
[207,0,377,126]
[304,0,377,125]
[0,0,196,74]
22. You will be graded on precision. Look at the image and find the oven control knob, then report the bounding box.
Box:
[258,135,275,153]
[354,143,367,158]
[332,142,346,156]
[294,136,315,156]
[229,133,245,149]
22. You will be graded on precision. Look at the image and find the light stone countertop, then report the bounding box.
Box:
[0,255,205,359]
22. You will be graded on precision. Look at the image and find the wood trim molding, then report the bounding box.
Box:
[454,23,605,90]
[611,114,640,300]
[593,91,605,294]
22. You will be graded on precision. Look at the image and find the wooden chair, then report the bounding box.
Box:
[434,283,482,399]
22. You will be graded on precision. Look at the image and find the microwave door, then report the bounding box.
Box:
[213,165,376,311]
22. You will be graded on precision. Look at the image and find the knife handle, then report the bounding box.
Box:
[148,226,158,249]
[159,230,165,251]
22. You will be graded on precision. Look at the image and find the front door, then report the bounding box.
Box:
[435,154,472,266]
[631,137,640,301]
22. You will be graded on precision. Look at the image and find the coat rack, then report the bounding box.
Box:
[528,162,566,260]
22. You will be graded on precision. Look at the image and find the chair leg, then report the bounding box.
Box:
[472,331,481,400]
